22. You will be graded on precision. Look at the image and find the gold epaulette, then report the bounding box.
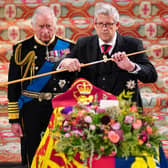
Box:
[8,102,19,120]
[14,35,34,46]
[56,35,76,44]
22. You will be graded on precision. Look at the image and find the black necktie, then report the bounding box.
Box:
[102,44,109,52]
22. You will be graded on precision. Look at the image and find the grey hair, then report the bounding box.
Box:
[31,6,57,27]
[94,3,119,23]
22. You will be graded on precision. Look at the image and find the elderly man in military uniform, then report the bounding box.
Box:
[8,6,75,167]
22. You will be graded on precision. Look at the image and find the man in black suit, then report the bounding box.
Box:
[59,2,157,107]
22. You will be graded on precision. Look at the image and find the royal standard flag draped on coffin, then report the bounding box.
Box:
[31,78,168,168]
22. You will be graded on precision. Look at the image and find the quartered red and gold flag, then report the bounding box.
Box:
[31,78,167,168]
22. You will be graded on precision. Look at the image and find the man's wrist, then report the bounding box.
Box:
[129,64,141,74]
[129,64,137,72]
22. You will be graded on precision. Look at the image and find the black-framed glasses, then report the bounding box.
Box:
[95,22,115,28]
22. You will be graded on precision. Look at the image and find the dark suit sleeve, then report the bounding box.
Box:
[128,39,158,83]
[66,37,85,59]
[8,44,22,123]
[54,41,76,68]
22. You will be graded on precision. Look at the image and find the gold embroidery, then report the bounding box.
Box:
[14,44,35,79]
[8,113,19,120]
[8,102,19,120]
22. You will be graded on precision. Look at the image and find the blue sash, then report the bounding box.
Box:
[18,39,70,109]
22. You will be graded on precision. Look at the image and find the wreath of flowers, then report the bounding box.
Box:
[51,81,164,167]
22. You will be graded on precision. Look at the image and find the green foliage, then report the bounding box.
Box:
[50,91,164,167]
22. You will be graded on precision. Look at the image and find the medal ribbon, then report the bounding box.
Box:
[101,45,112,55]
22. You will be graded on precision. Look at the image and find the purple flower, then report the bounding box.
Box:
[89,125,96,130]
[61,106,73,114]
[65,133,71,137]
[111,122,121,130]
[72,130,83,136]
[124,116,133,124]
[84,116,92,123]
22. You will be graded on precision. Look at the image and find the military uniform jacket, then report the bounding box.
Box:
[8,35,75,123]
[67,33,158,107]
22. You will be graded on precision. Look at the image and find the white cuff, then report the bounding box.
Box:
[56,61,64,70]
[129,64,141,74]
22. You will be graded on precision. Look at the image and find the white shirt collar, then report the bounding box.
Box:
[99,32,117,54]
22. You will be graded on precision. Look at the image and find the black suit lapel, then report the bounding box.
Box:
[82,36,100,83]
[108,33,125,91]
[112,33,124,55]
[93,35,100,60]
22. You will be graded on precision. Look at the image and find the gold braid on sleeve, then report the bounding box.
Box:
[14,44,36,80]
